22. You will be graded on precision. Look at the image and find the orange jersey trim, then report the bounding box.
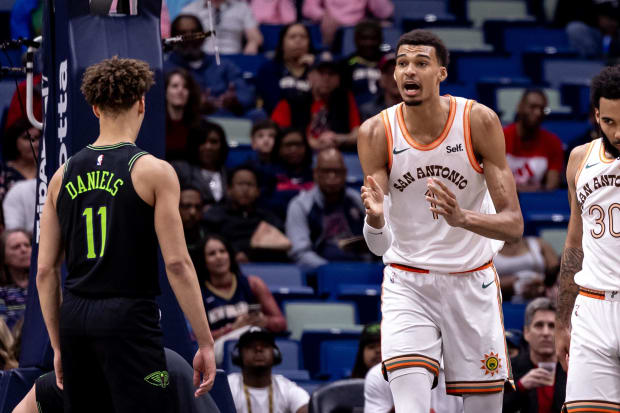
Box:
[390,260,492,275]
[579,287,605,300]
[575,140,595,185]
[599,140,616,163]
[396,96,456,151]
[463,99,483,174]
[381,110,394,172]
[492,265,515,389]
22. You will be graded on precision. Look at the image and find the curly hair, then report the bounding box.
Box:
[80,56,154,114]
[590,65,620,109]
[396,29,450,67]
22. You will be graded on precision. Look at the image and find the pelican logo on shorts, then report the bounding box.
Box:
[480,352,501,376]
[612,291,618,299]
[144,370,169,388]
[96,154,104,166]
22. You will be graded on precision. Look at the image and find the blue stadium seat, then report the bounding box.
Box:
[319,339,359,379]
[226,144,254,168]
[519,190,570,232]
[342,152,363,186]
[284,301,360,340]
[543,59,604,88]
[300,328,362,378]
[502,27,570,54]
[316,262,384,298]
[240,263,314,304]
[452,52,523,84]
[502,302,526,330]
[338,284,381,324]
[542,120,592,146]
[393,0,452,24]
[440,83,477,100]
[225,54,268,79]
[211,369,237,413]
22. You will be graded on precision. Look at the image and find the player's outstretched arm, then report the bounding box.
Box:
[556,144,587,372]
[429,103,523,242]
[36,166,65,389]
[358,115,392,255]
[132,156,215,396]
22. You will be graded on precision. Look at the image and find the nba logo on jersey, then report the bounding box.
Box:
[96,154,104,166]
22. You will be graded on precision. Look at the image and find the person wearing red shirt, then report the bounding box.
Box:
[503,298,566,413]
[271,56,361,151]
[503,90,564,191]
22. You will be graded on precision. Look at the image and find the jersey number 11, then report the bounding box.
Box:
[82,206,107,259]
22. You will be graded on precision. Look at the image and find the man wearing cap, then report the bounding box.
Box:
[359,52,402,122]
[227,327,310,413]
[503,298,566,413]
[271,56,361,151]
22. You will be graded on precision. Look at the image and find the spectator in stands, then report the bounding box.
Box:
[286,148,367,270]
[302,0,393,49]
[264,128,314,219]
[351,323,381,379]
[340,20,384,106]
[204,165,290,262]
[503,89,564,191]
[165,68,202,160]
[3,179,36,233]
[271,56,361,151]
[181,0,263,54]
[0,319,18,370]
[559,0,620,60]
[250,0,296,25]
[1,118,40,204]
[164,14,256,116]
[0,230,31,330]
[256,23,316,114]
[180,186,209,269]
[228,327,309,413]
[173,119,229,204]
[503,298,566,413]
[360,51,401,121]
[248,119,279,168]
[197,234,286,362]
[4,76,42,133]
[494,235,560,303]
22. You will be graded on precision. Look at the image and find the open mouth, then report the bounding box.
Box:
[404,82,420,95]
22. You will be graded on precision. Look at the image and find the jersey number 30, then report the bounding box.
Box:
[82,206,107,259]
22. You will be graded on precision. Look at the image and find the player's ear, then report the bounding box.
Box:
[439,67,447,82]
[594,107,600,125]
[92,105,101,119]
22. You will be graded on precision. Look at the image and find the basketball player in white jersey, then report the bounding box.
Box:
[358,30,523,413]
[556,65,620,413]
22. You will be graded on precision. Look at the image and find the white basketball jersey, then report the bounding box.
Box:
[381,97,503,272]
[574,138,620,291]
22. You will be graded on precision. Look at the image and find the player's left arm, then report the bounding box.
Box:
[36,166,65,389]
[427,102,523,242]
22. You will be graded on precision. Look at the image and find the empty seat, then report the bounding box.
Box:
[518,189,570,233]
[225,144,254,168]
[430,28,493,52]
[503,27,569,54]
[338,284,382,324]
[467,0,532,28]
[284,301,358,340]
[539,227,567,255]
[309,379,365,413]
[502,302,526,330]
[342,152,363,186]
[207,116,252,145]
[300,328,363,378]
[453,53,523,84]
[319,339,359,379]
[543,59,604,88]
[240,263,305,287]
[316,262,383,298]
[541,120,592,146]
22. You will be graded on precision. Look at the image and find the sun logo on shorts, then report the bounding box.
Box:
[480,352,502,376]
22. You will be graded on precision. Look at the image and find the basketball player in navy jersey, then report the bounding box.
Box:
[36,57,215,413]
[358,30,523,413]
[556,65,620,412]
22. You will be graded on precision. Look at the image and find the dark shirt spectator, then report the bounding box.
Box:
[503,90,564,192]
[245,120,279,199]
[164,14,256,116]
[351,323,381,379]
[165,68,202,160]
[271,57,361,151]
[173,119,229,204]
[180,186,209,268]
[181,0,263,54]
[1,118,41,204]
[286,148,366,270]
[340,20,384,106]
[263,128,314,220]
[503,298,566,413]
[204,165,290,262]
[256,23,315,114]
[360,51,402,121]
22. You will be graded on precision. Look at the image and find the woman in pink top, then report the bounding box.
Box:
[303,0,394,47]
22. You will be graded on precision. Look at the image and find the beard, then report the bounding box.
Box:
[404,99,422,106]
[599,125,620,159]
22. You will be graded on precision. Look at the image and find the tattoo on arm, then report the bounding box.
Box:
[557,247,583,326]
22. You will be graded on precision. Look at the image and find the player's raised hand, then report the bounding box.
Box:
[193,344,216,397]
[426,178,466,227]
[361,175,384,219]
[556,325,571,372]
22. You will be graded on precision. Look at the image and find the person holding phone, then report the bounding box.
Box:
[196,234,286,364]
[502,298,566,413]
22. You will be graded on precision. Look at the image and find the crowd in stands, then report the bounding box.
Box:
[3,0,618,412]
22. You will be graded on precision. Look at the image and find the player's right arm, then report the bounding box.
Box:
[132,155,215,395]
[556,143,587,372]
[358,114,391,255]
[36,166,65,389]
